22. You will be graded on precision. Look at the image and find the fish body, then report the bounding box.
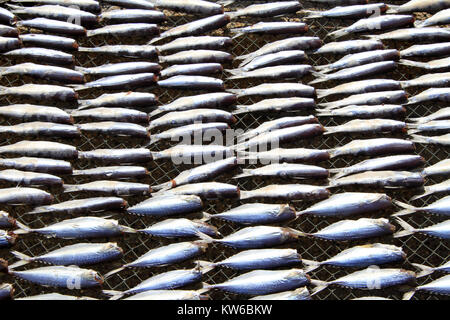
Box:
[394,195,450,217]
[99,9,166,24]
[159,49,232,64]
[405,275,450,298]
[316,79,401,98]
[10,0,101,13]
[410,133,450,146]
[319,90,407,109]
[317,104,406,118]
[235,163,328,179]
[71,108,148,123]
[227,64,313,80]
[400,42,450,57]
[86,23,159,38]
[28,196,127,214]
[128,194,203,217]
[0,37,20,52]
[139,218,218,238]
[407,88,450,104]
[73,73,157,91]
[78,148,152,164]
[149,122,229,145]
[325,119,407,135]
[72,166,147,179]
[302,3,387,19]
[329,138,415,158]
[123,289,208,300]
[233,98,315,114]
[0,187,53,205]
[63,180,151,196]
[160,63,223,78]
[399,57,450,71]
[16,293,96,300]
[155,182,239,199]
[422,159,450,177]
[0,121,80,138]
[241,116,318,139]
[148,0,223,15]
[0,169,63,186]
[329,171,424,188]
[231,22,308,36]
[387,0,450,14]
[228,83,315,98]
[250,287,311,300]
[367,27,450,42]
[157,36,232,53]
[150,144,232,162]
[157,75,224,90]
[102,0,155,9]
[239,184,330,201]
[229,1,301,19]
[0,62,84,83]
[78,92,157,110]
[241,148,330,163]
[239,50,307,72]
[314,39,384,55]
[416,8,450,27]
[77,122,149,138]
[75,62,160,77]
[78,45,158,59]
[0,104,72,124]
[17,17,87,35]
[0,84,78,102]
[395,218,450,239]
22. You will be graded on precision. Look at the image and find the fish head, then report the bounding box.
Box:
[193,240,209,252]
[0,258,8,272]
[103,242,123,255]
[279,204,297,217]
[7,231,17,245]
[89,271,105,286]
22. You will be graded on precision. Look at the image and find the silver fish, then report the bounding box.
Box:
[239,50,308,72]
[156,36,232,53]
[75,62,160,77]
[329,170,424,188]
[239,184,330,201]
[102,0,155,9]
[317,104,406,118]
[71,73,157,91]
[149,14,230,44]
[408,120,450,135]
[240,148,330,163]
[403,275,450,299]
[104,241,208,277]
[0,84,78,102]
[159,49,232,64]
[0,187,53,205]
[123,289,208,300]
[0,7,15,24]
[127,194,203,217]
[16,293,97,300]
[9,266,104,289]
[160,63,223,78]
[155,182,239,199]
[250,287,311,300]
[0,36,20,52]
[139,218,218,238]
[17,18,87,36]
[302,3,387,19]
[310,61,397,84]
[324,119,407,135]
[147,0,223,15]
[410,107,450,123]
[149,92,236,117]
[0,25,18,37]
[0,169,63,186]
[416,8,450,27]
[227,64,313,80]
[0,230,17,247]
[0,121,80,138]
[313,39,384,55]
[328,15,414,38]
[422,159,450,177]
[78,92,158,110]
[400,42,450,57]
[150,144,233,161]
[149,122,229,145]
[228,1,301,19]
[410,133,450,146]
[99,9,166,24]
[303,244,406,272]
[234,163,328,179]
[10,243,123,268]
[153,157,237,190]
[309,218,396,241]
[103,267,205,299]
[395,217,450,240]
[78,45,158,59]
[28,197,127,214]
[393,195,450,217]
[72,166,148,179]
[77,121,149,138]
[0,104,72,124]
[406,88,450,105]
[208,203,296,225]
[63,180,151,196]
[78,148,152,164]
[157,75,224,90]
[296,192,393,217]
[0,283,14,300]
[231,22,308,37]
[204,269,310,295]
[315,79,401,98]
[233,98,315,114]
[86,23,159,38]
[0,211,16,228]
[9,0,101,13]
[387,0,450,14]
[411,179,450,200]
[329,138,415,158]
[0,140,76,159]
[15,216,136,239]
[71,108,148,123]
[228,82,315,98]
[366,27,450,42]
[411,261,450,278]
[330,155,424,178]
[241,115,318,139]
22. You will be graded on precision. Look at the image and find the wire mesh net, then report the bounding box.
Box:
[0,0,448,300]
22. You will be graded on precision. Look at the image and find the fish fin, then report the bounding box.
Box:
[104,267,125,278]
[386,5,399,14]
[302,259,321,273]
[410,186,431,201]
[315,89,330,99]
[300,10,322,19]
[393,217,416,238]
[14,221,31,234]
[102,290,124,300]
[195,260,216,274]
[310,279,329,295]
[411,263,435,278]
[233,169,251,179]
[402,290,416,300]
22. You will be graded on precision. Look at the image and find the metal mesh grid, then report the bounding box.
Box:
[0,0,448,300]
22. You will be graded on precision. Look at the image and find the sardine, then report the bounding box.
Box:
[316,79,401,98]
[315,49,399,73]
[123,289,208,300]
[102,0,155,9]
[400,42,450,57]
[309,218,396,241]
[209,226,302,249]
[77,121,149,138]
[422,159,450,177]
[147,0,223,15]
[233,98,315,114]
[105,241,208,277]
[328,15,414,39]
[0,140,77,159]
[0,169,63,186]
[410,133,450,146]
[99,9,166,24]
[0,104,72,124]
[86,23,159,38]
[231,22,308,38]
[149,109,235,130]
[15,216,136,239]
[303,244,406,272]
[150,144,232,161]
[408,120,450,134]
[0,84,78,102]
[302,3,387,19]
[387,0,450,14]
[63,180,151,195]
[152,157,237,190]
[366,27,450,42]
[71,108,148,123]
[78,148,152,163]
[330,155,424,179]
[149,14,230,44]
[227,64,313,80]
[4,47,74,65]
[228,1,301,19]
[17,18,87,36]
[410,108,450,123]
[10,0,101,13]
[0,211,16,229]
[310,61,397,84]
[317,104,406,118]
[71,73,157,91]
[159,49,232,64]
[0,283,13,300]
[241,148,330,163]
[324,119,407,135]
[0,62,84,83]
[209,203,296,225]
[250,287,311,300]
[0,230,17,247]
[154,182,239,199]
[406,88,450,105]
[16,293,97,300]
[0,187,53,205]
[403,275,450,299]
[329,171,424,188]
[149,122,229,145]
[239,184,330,201]
[28,196,127,214]
[78,92,158,110]
[140,217,218,238]
[149,92,236,117]
[72,166,148,179]
[241,116,318,139]
[234,163,328,179]
[0,25,18,37]
[160,63,223,78]
[228,82,315,98]
[0,7,15,24]
[0,36,20,52]
[78,45,158,59]
[394,218,450,240]
[204,269,310,295]
[9,266,103,289]
[329,138,415,158]
[416,8,450,27]
[238,50,308,72]
[0,121,80,138]
[10,243,123,268]
[411,261,450,278]
[127,194,203,217]
[313,39,384,55]
[156,36,232,53]
[393,195,450,217]
[157,75,224,90]
[410,179,450,200]
[296,192,393,217]
[75,62,160,77]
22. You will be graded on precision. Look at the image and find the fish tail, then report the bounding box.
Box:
[233,169,251,179]
[300,10,322,19]
[6,3,24,13]
[195,260,216,274]
[411,263,435,278]
[302,259,321,273]
[232,105,250,115]
[238,190,253,200]
[230,31,244,39]
[201,282,215,290]
[151,181,173,191]
[398,59,427,69]
[402,290,416,300]
[386,5,399,14]
[308,72,327,84]
[217,0,234,6]
[148,36,163,45]
[327,29,348,39]
[200,212,211,222]
[68,84,87,91]
[393,200,417,211]
[195,231,215,243]
[9,251,32,269]
[310,279,329,295]
[410,134,429,145]
[323,126,336,135]
[410,186,431,201]
[149,108,163,118]
[287,227,307,238]
[238,57,253,68]
[14,221,31,234]
[62,184,79,193]
[314,64,330,72]
[393,217,416,238]
[119,225,137,234]
[315,89,330,99]
[104,266,125,278]
[0,85,7,95]
[102,290,124,300]
[391,209,415,217]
